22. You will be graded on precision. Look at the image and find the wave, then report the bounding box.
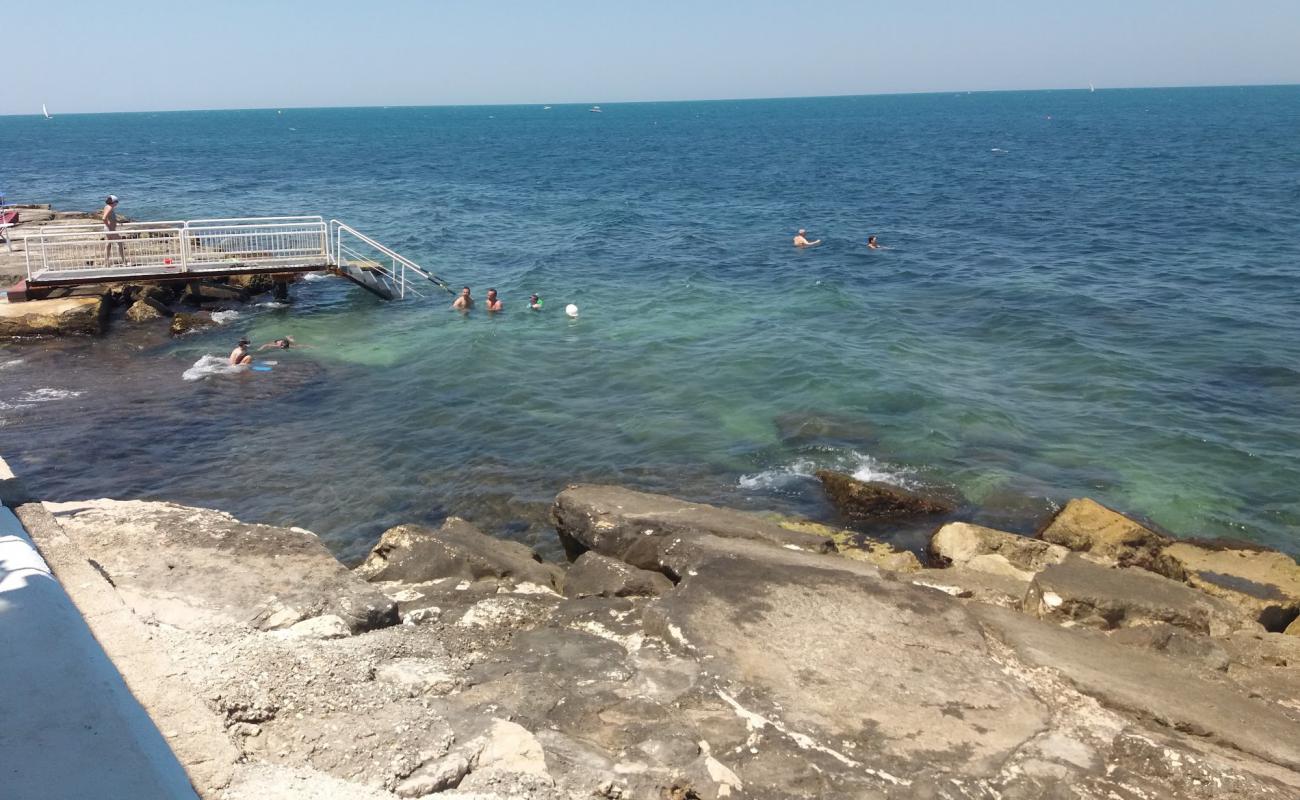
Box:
[302,272,329,282]
[17,388,84,403]
[738,450,914,492]
[182,354,246,381]
[0,359,24,371]
[210,310,241,325]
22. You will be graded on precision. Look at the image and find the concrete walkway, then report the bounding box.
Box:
[0,458,201,798]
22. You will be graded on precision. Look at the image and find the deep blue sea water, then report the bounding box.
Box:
[2,87,1299,560]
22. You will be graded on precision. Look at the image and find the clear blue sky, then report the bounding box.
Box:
[7,1,1300,114]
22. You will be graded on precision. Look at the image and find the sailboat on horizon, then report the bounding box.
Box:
[1089,82,1095,93]
[42,103,53,119]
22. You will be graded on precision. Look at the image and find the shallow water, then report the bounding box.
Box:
[2,88,1299,560]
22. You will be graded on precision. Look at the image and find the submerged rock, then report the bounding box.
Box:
[551,484,833,563]
[773,410,877,447]
[356,517,561,591]
[1039,498,1178,574]
[0,296,107,336]
[1026,554,1254,636]
[814,469,957,523]
[1157,541,1300,632]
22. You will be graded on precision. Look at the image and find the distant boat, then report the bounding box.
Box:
[543,106,552,110]
[277,109,283,115]
[42,103,52,119]
[589,105,602,113]
[1089,82,1095,93]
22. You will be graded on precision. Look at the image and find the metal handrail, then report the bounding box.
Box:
[330,219,452,299]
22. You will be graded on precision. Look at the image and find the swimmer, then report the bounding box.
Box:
[485,288,503,312]
[451,286,474,310]
[529,293,543,310]
[229,337,253,366]
[793,229,821,248]
[866,235,881,249]
[257,336,311,351]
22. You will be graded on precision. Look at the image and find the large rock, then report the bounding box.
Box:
[125,297,170,322]
[641,536,1051,778]
[356,517,561,591]
[169,311,213,336]
[1026,554,1254,636]
[43,499,398,633]
[1039,498,1176,574]
[562,551,673,599]
[972,604,1300,772]
[930,521,1068,573]
[1158,542,1300,632]
[0,296,106,336]
[551,484,833,563]
[772,515,921,572]
[814,469,956,523]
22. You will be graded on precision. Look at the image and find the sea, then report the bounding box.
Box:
[2,87,1298,562]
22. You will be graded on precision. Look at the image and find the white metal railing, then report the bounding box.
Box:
[329,220,451,300]
[24,216,329,282]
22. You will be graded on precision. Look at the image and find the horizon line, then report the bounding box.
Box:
[4,81,1298,118]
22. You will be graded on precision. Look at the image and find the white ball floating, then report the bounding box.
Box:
[565,303,579,318]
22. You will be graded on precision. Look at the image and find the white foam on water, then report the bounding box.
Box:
[209,310,240,325]
[0,359,24,371]
[738,451,915,492]
[17,388,83,403]
[256,301,290,309]
[302,272,328,282]
[183,354,246,381]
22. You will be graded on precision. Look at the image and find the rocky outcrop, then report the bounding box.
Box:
[356,517,561,591]
[551,484,834,562]
[1026,554,1254,635]
[0,296,107,336]
[1039,498,1178,574]
[772,515,922,572]
[814,469,956,522]
[562,551,673,598]
[931,521,1069,572]
[909,565,1033,609]
[125,297,170,322]
[44,499,398,633]
[1157,541,1300,632]
[169,311,213,336]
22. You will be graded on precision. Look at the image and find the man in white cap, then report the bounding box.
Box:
[102,194,126,265]
[792,228,820,248]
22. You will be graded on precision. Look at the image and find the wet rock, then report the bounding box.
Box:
[1039,498,1179,574]
[908,566,1031,609]
[1026,554,1254,635]
[43,499,398,633]
[772,515,922,572]
[971,603,1300,771]
[930,521,1068,573]
[563,552,673,599]
[814,469,956,523]
[226,273,278,296]
[1157,542,1300,632]
[551,484,833,563]
[169,311,213,336]
[184,282,248,303]
[125,297,170,322]
[356,517,561,591]
[0,296,107,336]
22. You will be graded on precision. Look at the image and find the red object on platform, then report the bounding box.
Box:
[0,210,18,225]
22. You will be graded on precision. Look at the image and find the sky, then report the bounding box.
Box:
[6,1,1300,114]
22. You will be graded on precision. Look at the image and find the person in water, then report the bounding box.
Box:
[102,194,126,265]
[229,337,253,366]
[793,229,821,248]
[257,336,311,351]
[866,235,881,249]
[452,286,474,310]
[529,293,543,310]
[485,288,503,312]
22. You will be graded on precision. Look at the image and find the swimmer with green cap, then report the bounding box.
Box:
[529,293,544,310]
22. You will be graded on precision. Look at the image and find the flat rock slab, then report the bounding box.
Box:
[0,296,106,336]
[1027,554,1253,635]
[562,551,673,599]
[356,517,561,591]
[44,499,398,633]
[909,565,1032,609]
[1160,542,1300,632]
[972,604,1300,772]
[551,484,833,562]
[643,540,1050,778]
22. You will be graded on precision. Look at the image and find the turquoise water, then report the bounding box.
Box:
[2,87,1299,560]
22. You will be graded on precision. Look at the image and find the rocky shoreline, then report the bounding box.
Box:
[0,203,299,338]
[21,470,1300,799]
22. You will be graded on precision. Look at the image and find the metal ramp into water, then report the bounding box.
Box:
[15,216,451,301]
